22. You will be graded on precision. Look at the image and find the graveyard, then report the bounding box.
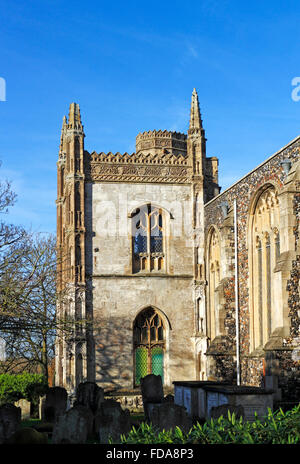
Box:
[0,375,300,444]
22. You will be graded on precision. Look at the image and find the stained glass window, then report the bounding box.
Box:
[134,307,165,386]
[135,347,148,386]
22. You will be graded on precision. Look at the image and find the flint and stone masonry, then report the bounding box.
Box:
[55,90,299,402]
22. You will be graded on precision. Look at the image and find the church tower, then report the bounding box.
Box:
[55,90,220,394]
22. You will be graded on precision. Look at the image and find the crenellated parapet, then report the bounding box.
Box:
[85,149,191,183]
[136,129,187,157]
[89,150,188,164]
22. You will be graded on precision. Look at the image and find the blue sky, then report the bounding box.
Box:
[0,0,300,234]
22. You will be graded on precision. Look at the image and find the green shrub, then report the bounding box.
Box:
[0,373,48,404]
[115,404,300,445]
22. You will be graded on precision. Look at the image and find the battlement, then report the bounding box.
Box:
[88,150,188,165]
[136,130,187,156]
[136,129,187,140]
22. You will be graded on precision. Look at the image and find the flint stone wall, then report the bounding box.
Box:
[204,138,300,399]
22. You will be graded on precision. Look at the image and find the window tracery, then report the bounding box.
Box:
[251,186,280,349]
[133,307,165,386]
[132,204,165,273]
[207,228,220,341]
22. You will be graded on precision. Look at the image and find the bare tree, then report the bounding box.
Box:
[0,168,28,334]
[2,234,56,376]
[0,166,89,381]
[0,168,57,378]
[0,232,89,380]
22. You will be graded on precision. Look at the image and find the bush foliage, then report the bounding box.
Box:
[0,373,48,404]
[116,404,300,444]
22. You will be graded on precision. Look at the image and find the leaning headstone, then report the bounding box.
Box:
[51,405,94,444]
[75,382,104,414]
[43,387,68,422]
[94,399,131,444]
[140,374,164,421]
[14,399,31,420]
[210,404,244,420]
[0,403,21,444]
[149,403,193,433]
[6,427,48,444]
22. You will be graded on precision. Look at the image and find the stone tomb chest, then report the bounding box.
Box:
[173,381,228,419]
[173,381,274,422]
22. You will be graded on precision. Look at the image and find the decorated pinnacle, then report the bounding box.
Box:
[189,88,202,130]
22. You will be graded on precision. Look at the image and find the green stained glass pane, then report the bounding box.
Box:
[151,347,164,384]
[135,347,148,386]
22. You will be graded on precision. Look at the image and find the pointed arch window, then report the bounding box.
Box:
[132,204,165,273]
[256,237,263,346]
[251,186,280,350]
[265,233,272,339]
[133,307,165,386]
[207,228,221,341]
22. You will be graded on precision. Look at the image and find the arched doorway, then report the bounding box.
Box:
[133,307,165,386]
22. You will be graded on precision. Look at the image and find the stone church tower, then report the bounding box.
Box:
[55,89,300,404]
[55,89,220,393]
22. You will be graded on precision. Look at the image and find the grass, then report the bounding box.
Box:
[20,418,42,429]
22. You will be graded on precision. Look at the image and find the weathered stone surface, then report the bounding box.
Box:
[51,405,94,444]
[141,374,164,421]
[149,403,192,433]
[39,395,45,420]
[0,403,21,443]
[14,399,31,420]
[210,404,244,420]
[75,381,104,414]
[106,394,143,412]
[141,374,164,403]
[94,399,131,444]
[43,387,67,422]
[7,427,48,444]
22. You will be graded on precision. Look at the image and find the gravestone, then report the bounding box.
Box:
[14,399,31,420]
[0,403,21,444]
[210,404,244,420]
[94,399,131,444]
[43,387,68,422]
[140,374,164,421]
[7,427,48,444]
[149,403,193,433]
[75,381,104,414]
[51,405,94,444]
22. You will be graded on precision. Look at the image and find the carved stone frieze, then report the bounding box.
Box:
[87,159,192,183]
